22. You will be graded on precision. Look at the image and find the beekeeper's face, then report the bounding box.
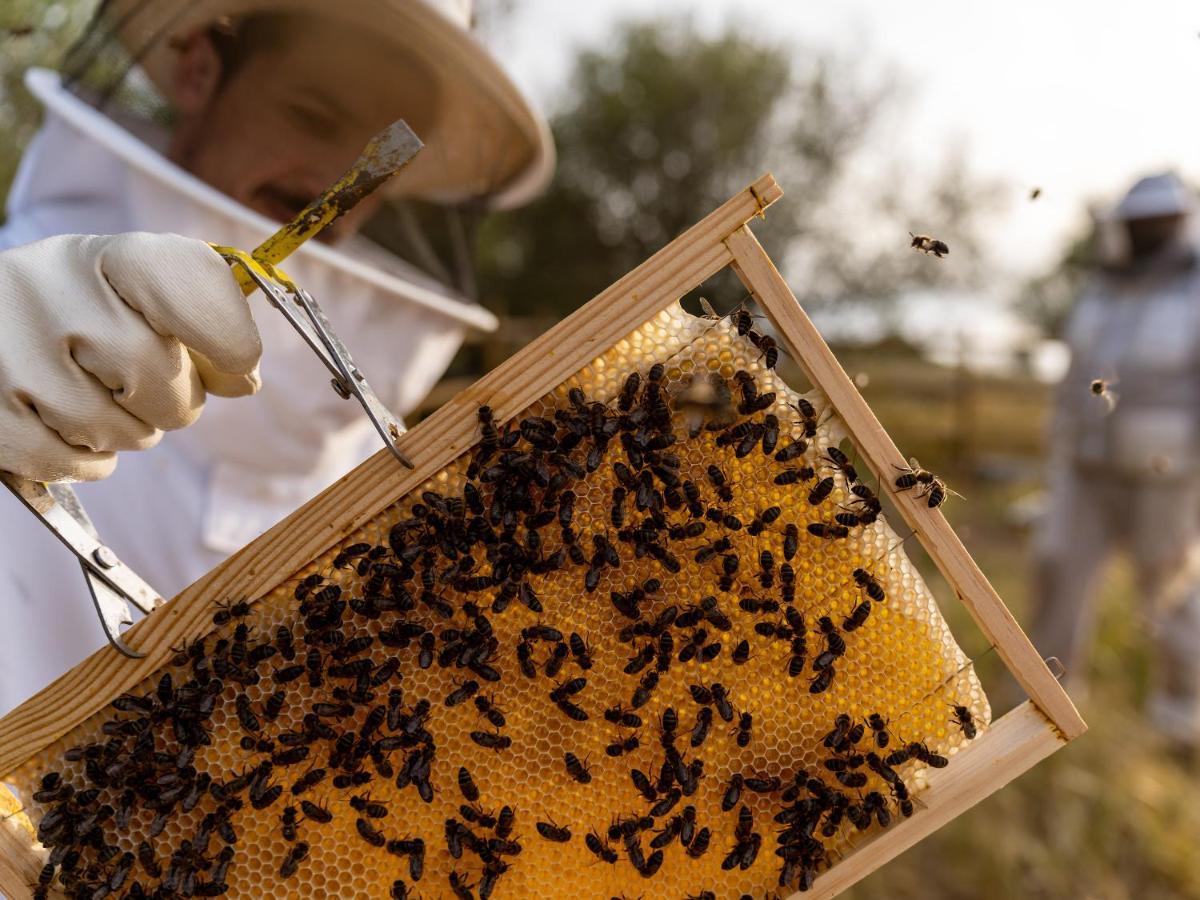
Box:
[1125,213,1186,261]
[167,15,438,238]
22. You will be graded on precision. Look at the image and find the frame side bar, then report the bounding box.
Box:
[0,791,40,900]
[0,176,783,779]
[799,701,1064,899]
[725,225,1086,740]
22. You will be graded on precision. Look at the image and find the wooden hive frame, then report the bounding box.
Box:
[0,173,1085,899]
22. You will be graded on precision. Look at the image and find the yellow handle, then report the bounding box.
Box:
[214,119,423,297]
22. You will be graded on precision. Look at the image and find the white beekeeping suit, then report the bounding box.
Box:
[0,71,489,713]
[1030,172,1200,745]
[0,0,553,717]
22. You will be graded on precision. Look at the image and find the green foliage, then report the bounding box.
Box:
[475,17,1004,320]
[1016,223,1096,338]
[0,1,99,218]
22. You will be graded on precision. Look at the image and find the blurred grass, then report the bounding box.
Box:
[806,343,1200,900]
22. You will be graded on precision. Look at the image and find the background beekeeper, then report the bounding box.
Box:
[0,0,553,715]
[1029,172,1200,747]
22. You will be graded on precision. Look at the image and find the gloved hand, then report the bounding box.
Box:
[0,232,263,482]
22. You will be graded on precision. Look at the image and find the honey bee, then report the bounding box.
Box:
[894,458,957,508]
[909,232,950,258]
[852,567,886,602]
[951,704,978,740]
[808,476,835,505]
[807,522,849,540]
[1089,377,1118,413]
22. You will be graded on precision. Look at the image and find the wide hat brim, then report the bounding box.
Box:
[106,0,555,209]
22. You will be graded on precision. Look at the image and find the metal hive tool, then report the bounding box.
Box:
[0,175,1084,900]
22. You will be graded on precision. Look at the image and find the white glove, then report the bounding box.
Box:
[0,232,263,482]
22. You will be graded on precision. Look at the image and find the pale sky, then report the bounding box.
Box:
[497,0,1200,279]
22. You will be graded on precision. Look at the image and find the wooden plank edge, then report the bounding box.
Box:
[798,701,1065,899]
[724,225,1087,741]
[0,784,42,900]
[0,176,783,779]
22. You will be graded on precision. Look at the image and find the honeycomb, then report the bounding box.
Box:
[2,303,989,899]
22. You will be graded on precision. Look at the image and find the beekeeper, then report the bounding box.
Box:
[0,0,552,715]
[1030,172,1200,746]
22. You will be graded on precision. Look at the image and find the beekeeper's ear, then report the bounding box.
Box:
[169,28,223,116]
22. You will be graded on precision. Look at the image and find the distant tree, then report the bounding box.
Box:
[1015,222,1096,339]
[474,17,1004,322]
[0,1,99,216]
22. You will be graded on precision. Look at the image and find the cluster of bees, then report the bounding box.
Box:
[19,308,979,899]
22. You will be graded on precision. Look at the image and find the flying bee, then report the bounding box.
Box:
[951,705,978,739]
[909,231,949,258]
[1089,376,1118,413]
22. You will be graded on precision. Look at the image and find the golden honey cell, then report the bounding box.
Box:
[5,304,989,900]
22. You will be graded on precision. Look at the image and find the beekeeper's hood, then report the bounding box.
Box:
[1114,172,1195,221]
[89,0,554,209]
